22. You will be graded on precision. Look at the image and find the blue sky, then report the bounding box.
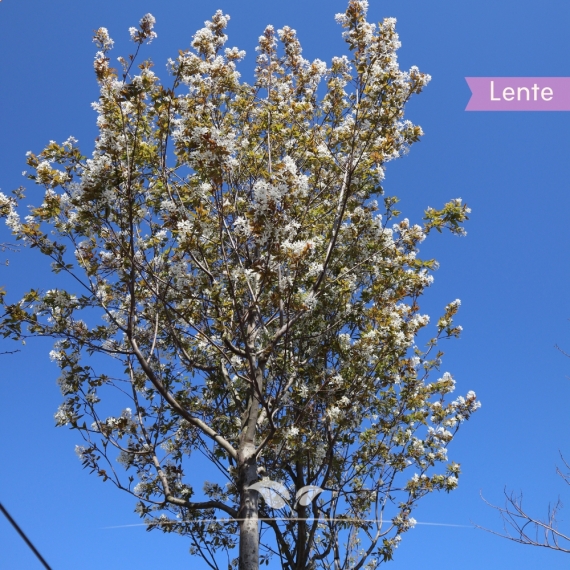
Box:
[1,0,570,568]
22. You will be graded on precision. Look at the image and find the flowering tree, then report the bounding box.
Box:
[0,2,479,569]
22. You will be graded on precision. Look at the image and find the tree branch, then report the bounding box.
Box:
[478,489,570,553]
[129,336,238,460]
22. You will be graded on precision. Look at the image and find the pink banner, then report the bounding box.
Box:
[465,77,570,111]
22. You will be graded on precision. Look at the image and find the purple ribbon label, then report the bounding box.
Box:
[465,77,570,111]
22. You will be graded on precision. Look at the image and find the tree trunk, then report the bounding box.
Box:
[238,443,259,570]
[294,462,307,570]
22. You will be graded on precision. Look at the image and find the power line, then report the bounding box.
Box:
[0,502,53,570]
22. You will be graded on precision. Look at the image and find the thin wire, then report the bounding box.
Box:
[0,502,53,570]
[103,517,472,529]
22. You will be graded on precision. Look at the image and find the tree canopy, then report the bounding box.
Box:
[0,2,479,569]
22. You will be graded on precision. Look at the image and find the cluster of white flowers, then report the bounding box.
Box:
[133,481,149,496]
[395,220,427,244]
[296,382,309,398]
[305,261,323,278]
[335,1,369,27]
[160,199,177,213]
[176,219,193,241]
[93,27,114,52]
[75,445,87,460]
[49,349,66,362]
[224,46,246,61]
[54,402,74,426]
[435,447,448,461]
[409,437,425,455]
[452,198,470,212]
[376,225,394,247]
[93,50,110,75]
[316,143,330,158]
[253,179,288,211]
[193,11,229,56]
[410,473,429,484]
[280,237,319,257]
[0,191,11,209]
[300,290,317,311]
[337,333,351,351]
[98,250,121,270]
[81,153,113,193]
[427,426,453,443]
[326,406,342,423]
[446,475,458,488]
[286,426,299,438]
[417,269,434,288]
[129,13,157,44]
[233,216,252,238]
[168,261,192,289]
[0,191,22,233]
[393,513,417,531]
[44,289,78,312]
[409,313,430,330]
[338,395,351,407]
[434,371,456,393]
[117,450,134,467]
[451,390,481,414]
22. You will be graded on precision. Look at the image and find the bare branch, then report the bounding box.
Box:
[478,488,570,553]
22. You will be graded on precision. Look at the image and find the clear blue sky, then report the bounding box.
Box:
[1,0,570,568]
